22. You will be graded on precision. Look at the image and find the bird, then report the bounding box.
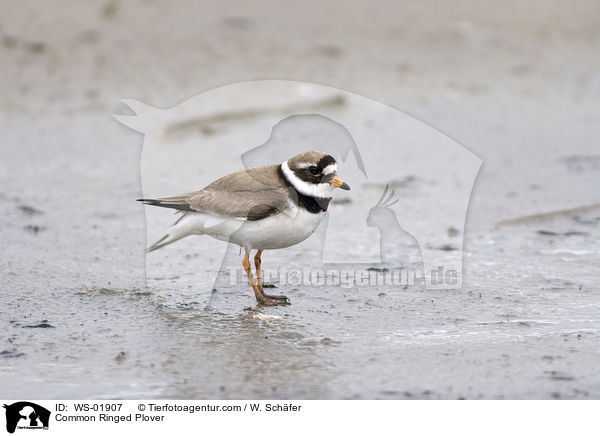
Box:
[138,150,350,306]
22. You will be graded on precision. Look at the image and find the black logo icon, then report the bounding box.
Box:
[3,402,50,434]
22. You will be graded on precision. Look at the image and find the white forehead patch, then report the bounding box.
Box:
[281,161,335,198]
[322,164,337,175]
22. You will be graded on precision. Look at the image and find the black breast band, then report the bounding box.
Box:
[278,165,330,214]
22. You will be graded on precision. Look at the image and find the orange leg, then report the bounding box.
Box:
[243,250,288,306]
[254,249,264,294]
[254,250,289,302]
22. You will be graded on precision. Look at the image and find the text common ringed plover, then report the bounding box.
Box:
[138,151,350,306]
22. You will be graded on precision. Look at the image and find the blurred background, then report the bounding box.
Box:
[1,0,599,399]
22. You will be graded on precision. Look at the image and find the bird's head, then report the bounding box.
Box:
[282,151,350,198]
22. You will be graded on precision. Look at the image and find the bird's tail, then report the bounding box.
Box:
[145,211,194,253]
[146,232,185,253]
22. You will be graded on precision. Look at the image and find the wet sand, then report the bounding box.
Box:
[1,0,600,399]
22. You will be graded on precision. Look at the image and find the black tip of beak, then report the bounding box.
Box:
[340,182,351,191]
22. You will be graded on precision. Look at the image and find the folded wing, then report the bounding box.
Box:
[138,164,290,221]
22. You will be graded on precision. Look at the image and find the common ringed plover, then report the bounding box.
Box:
[138,150,350,306]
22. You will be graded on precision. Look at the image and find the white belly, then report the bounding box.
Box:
[176,203,327,250]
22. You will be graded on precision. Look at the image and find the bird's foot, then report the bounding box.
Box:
[263,293,289,301]
[257,294,290,306]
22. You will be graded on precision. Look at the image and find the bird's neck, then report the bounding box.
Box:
[278,164,331,213]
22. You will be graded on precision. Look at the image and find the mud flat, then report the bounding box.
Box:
[1,0,599,399]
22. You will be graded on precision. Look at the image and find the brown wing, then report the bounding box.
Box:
[138,164,290,221]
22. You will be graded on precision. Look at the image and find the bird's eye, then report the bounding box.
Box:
[309,166,319,175]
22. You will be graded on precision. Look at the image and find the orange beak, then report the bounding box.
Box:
[330,175,351,190]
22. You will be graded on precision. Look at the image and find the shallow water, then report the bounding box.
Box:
[2,182,599,399]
